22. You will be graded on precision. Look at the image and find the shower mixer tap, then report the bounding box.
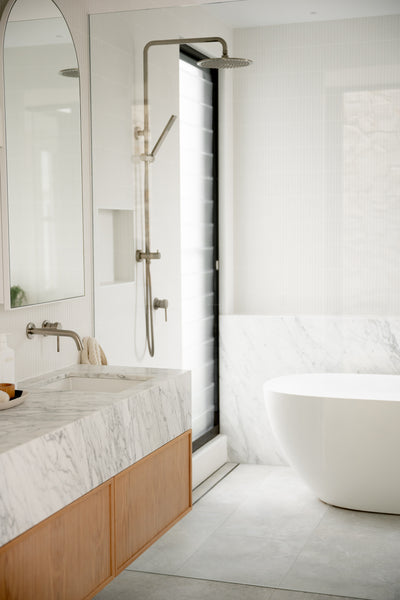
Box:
[153,298,168,322]
[136,249,161,262]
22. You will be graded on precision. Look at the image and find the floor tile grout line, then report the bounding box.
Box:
[128,468,248,578]
[166,466,276,576]
[275,498,330,590]
[270,583,369,600]
[126,570,368,600]
[128,465,394,600]
[135,466,319,580]
[172,502,247,575]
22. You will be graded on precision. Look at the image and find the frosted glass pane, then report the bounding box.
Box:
[180,54,217,442]
[182,271,214,300]
[181,248,214,275]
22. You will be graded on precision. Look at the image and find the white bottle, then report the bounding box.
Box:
[0,334,15,384]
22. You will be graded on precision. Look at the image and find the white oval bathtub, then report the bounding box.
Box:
[264,374,400,514]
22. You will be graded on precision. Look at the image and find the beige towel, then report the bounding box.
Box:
[80,337,107,366]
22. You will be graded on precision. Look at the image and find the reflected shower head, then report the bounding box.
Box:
[197,55,252,69]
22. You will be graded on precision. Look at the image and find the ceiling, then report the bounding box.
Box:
[87,0,400,25]
[85,0,238,15]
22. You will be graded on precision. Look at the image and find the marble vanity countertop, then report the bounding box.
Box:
[0,365,191,547]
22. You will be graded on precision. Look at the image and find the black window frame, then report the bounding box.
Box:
[180,44,220,453]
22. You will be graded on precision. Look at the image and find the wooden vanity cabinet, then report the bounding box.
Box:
[0,481,114,600]
[115,429,192,572]
[0,431,192,600]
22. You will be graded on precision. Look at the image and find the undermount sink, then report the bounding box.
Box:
[39,376,150,393]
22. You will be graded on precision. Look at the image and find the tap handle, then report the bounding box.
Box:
[42,320,62,329]
[42,321,62,351]
[153,298,168,322]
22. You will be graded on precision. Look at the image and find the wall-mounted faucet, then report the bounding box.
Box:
[26,321,83,352]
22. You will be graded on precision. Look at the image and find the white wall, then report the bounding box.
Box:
[0,0,93,382]
[0,0,232,385]
[220,14,400,463]
[231,15,400,315]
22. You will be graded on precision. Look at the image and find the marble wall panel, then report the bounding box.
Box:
[220,315,400,464]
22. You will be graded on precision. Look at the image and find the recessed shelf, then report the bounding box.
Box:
[99,280,135,288]
[96,209,135,286]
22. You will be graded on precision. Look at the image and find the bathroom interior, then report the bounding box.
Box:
[0,0,399,598]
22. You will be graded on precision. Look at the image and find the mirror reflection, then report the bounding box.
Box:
[3,0,84,308]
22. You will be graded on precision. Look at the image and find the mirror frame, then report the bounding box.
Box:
[0,0,85,310]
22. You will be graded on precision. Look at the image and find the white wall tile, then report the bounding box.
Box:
[90,5,233,367]
[231,16,400,315]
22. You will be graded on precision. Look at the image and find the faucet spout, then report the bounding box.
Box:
[26,321,83,352]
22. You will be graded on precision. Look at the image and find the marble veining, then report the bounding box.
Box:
[220,315,400,465]
[0,365,191,547]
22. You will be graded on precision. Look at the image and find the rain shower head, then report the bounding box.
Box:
[59,68,79,78]
[197,55,252,69]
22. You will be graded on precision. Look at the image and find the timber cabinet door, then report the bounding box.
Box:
[114,431,192,573]
[0,480,114,600]
[0,431,192,599]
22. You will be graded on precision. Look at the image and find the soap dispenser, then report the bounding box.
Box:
[0,334,15,384]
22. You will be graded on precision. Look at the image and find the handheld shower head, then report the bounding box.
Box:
[197,56,252,69]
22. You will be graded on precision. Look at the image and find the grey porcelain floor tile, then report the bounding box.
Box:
[127,500,235,574]
[216,467,327,542]
[269,590,364,600]
[281,505,400,600]
[129,466,276,575]
[217,500,326,543]
[221,463,276,487]
[94,571,275,600]
[197,463,275,511]
[175,532,302,587]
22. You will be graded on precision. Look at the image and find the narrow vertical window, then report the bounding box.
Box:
[179,46,219,451]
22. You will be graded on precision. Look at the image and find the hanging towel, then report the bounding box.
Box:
[80,337,108,366]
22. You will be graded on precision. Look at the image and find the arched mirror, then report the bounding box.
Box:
[2,0,84,308]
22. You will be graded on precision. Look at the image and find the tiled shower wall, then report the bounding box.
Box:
[90,6,232,368]
[221,15,400,464]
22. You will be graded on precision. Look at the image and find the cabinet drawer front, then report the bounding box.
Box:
[115,431,192,571]
[0,481,113,600]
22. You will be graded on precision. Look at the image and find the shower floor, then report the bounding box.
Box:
[94,465,400,600]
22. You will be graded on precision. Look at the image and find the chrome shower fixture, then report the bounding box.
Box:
[59,67,79,78]
[136,114,177,162]
[137,35,252,357]
[197,55,252,69]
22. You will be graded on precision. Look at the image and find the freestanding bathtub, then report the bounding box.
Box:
[264,374,400,514]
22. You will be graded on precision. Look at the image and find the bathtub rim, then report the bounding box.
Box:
[263,372,400,403]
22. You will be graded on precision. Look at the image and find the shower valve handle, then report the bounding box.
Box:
[136,249,161,262]
[153,298,168,322]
